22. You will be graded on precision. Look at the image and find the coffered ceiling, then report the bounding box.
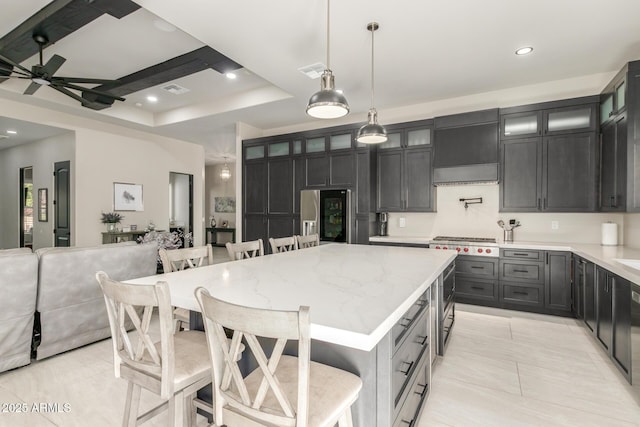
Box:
[1,0,640,164]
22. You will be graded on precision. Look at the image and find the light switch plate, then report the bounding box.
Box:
[399,217,406,228]
[551,221,559,230]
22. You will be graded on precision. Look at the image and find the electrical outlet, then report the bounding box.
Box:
[551,221,559,230]
[399,217,406,228]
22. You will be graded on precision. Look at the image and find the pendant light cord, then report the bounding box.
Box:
[326,0,331,70]
[370,26,375,109]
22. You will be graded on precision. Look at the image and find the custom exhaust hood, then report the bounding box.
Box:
[433,109,499,185]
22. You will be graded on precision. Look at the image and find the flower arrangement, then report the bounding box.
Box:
[137,230,194,266]
[101,212,124,224]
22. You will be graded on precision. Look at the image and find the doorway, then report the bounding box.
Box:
[19,167,33,248]
[169,172,193,247]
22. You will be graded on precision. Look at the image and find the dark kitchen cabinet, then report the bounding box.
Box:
[244,148,267,215]
[596,267,613,351]
[377,122,434,212]
[500,138,542,211]
[305,153,329,187]
[600,113,627,211]
[543,132,597,211]
[329,151,354,186]
[583,259,596,333]
[304,133,355,188]
[500,97,598,213]
[454,256,499,306]
[545,251,571,312]
[612,276,631,378]
[594,266,632,380]
[501,132,597,212]
[293,155,304,214]
[268,156,292,214]
[572,256,584,319]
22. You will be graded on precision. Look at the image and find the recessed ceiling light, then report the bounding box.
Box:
[515,46,534,56]
[6,130,17,134]
[146,95,158,103]
[225,72,237,80]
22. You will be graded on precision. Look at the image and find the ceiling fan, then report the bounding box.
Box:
[0,33,125,107]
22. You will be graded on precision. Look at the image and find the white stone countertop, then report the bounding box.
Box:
[126,244,456,351]
[369,236,431,245]
[371,235,640,287]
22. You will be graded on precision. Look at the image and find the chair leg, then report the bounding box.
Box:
[337,406,354,427]
[171,392,186,427]
[123,382,141,427]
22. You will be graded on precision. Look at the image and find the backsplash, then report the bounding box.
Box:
[384,184,625,244]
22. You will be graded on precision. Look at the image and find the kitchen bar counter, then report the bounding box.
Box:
[126,243,455,351]
[126,243,455,427]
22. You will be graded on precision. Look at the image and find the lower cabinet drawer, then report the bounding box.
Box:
[392,310,429,410]
[393,358,429,427]
[499,260,544,284]
[456,257,498,279]
[392,291,429,351]
[501,282,543,306]
[501,249,543,261]
[456,277,498,301]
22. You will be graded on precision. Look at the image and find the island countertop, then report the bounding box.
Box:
[126,244,455,351]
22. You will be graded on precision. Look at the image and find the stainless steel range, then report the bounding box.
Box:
[430,236,498,257]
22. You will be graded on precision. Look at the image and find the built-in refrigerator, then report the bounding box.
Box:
[300,189,350,243]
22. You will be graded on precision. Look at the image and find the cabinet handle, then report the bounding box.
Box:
[471,266,485,269]
[471,286,485,290]
[513,253,529,257]
[400,317,412,328]
[417,335,428,346]
[546,252,549,264]
[537,198,541,209]
[513,269,529,273]
[399,360,414,376]
[611,195,617,208]
[399,419,414,426]
[414,383,428,398]
[513,291,529,296]
[543,198,547,209]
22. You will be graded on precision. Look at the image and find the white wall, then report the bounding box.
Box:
[0,98,205,248]
[0,132,75,249]
[385,185,625,245]
[205,163,237,244]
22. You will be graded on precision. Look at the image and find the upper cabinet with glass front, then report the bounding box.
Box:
[501,98,597,140]
[600,66,627,125]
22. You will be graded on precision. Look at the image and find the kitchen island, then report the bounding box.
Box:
[126,243,456,427]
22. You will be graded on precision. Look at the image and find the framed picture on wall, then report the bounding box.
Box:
[38,188,48,222]
[214,197,236,213]
[114,182,144,211]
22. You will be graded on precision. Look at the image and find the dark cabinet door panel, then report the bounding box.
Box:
[354,215,370,245]
[243,215,267,244]
[267,216,295,241]
[404,148,432,211]
[305,155,328,187]
[600,121,617,210]
[293,157,304,214]
[500,138,541,211]
[612,276,631,377]
[584,261,596,332]
[244,161,267,214]
[596,267,613,350]
[268,157,292,214]
[545,251,571,311]
[355,150,370,215]
[543,132,596,211]
[377,150,403,211]
[329,152,354,186]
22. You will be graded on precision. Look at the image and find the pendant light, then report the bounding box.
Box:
[220,157,231,181]
[306,0,349,119]
[357,22,387,144]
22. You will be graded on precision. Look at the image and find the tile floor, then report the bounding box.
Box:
[419,304,640,427]
[1,272,638,426]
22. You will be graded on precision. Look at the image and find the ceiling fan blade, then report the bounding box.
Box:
[60,81,125,101]
[52,77,120,85]
[0,52,32,75]
[42,54,66,76]
[50,84,88,105]
[24,82,42,95]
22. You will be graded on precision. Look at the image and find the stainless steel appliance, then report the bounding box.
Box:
[632,286,640,405]
[300,189,351,243]
[378,212,388,236]
[438,261,455,356]
[430,236,498,257]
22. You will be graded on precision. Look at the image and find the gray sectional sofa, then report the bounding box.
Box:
[34,242,157,360]
[0,248,38,373]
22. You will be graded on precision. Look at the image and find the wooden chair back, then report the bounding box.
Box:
[96,271,175,399]
[225,239,264,261]
[195,287,311,427]
[269,236,298,254]
[296,234,320,249]
[159,244,213,273]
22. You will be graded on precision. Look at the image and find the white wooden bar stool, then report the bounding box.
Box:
[225,239,264,261]
[96,271,212,427]
[195,287,362,427]
[269,236,298,253]
[296,234,320,249]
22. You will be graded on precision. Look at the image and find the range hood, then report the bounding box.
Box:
[433,109,499,185]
